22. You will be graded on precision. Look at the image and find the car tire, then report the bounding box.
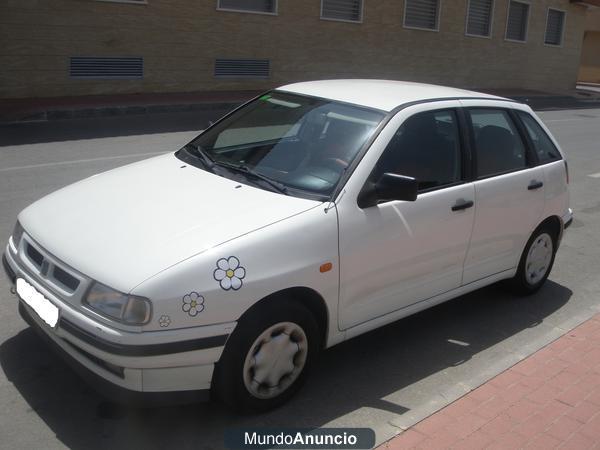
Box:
[508,224,558,295]
[212,299,320,413]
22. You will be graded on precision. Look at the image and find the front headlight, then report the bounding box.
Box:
[84,282,152,325]
[11,221,24,249]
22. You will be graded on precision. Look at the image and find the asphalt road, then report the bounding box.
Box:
[0,108,599,450]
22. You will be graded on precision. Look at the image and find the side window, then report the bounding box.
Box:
[469,108,527,177]
[517,111,561,164]
[374,109,462,191]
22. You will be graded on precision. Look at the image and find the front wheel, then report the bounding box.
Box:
[509,225,558,295]
[212,300,320,412]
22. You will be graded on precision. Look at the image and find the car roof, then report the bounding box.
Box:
[276,79,507,112]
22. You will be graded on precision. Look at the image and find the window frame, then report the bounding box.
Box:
[216,0,278,16]
[403,0,442,33]
[465,106,536,180]
[320,0,364,24]
[504,0,530,44]
[544,7,567,47]
[363,107,470,197]
[465,0,495,39]
[513,110,562,166]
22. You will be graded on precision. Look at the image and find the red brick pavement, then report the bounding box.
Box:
[379,314,600,449]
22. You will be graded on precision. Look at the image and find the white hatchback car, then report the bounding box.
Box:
[3,80,572,411]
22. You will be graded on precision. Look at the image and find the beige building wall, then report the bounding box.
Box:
[579,8,600,83]
[0,0,589,99]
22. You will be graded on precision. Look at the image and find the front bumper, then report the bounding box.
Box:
[3,245,234,404]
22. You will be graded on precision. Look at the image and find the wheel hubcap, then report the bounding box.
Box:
[243,322,308,399]
[525,233,553,285]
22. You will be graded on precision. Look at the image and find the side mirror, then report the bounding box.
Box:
[357,173,418,208]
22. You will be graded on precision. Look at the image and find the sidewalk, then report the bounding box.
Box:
[0,90,260,123]
[2,86,600,124]
[378,314,600,449]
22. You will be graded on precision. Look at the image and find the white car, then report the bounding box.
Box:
[3,80,572,411]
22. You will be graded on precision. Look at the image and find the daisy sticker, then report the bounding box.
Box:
[182,292,205,317]
[214,256,246,291]
[158,315,171,328]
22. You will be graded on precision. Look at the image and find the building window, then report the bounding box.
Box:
[214,59,270,78]
[321,0,363,23]
[544,9,565,46]
[466,0,494,37]
[70,57,143,79]
[403,0,440,31]
[217,0,276,15]
[505,1,529,42]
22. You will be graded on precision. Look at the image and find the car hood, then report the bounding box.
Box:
[19,153,320,292]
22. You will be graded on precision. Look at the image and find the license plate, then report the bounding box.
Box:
[16,278,59,328]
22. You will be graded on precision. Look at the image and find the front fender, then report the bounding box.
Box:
[134,205,339,340]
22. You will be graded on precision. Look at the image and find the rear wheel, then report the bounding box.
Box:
[212,299,320,412]
[509,224,558,295]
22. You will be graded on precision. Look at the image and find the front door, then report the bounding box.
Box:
[337,107,476,330]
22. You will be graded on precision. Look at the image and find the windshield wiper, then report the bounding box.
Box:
[215,162,289,195]
[184,143,215,172]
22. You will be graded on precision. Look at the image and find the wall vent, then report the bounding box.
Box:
[214,59,270,78]
[70,57,143,79]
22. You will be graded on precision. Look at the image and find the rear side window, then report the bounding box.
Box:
[374,109,462,191]
[517,111,561,164]
[469,109,527,177]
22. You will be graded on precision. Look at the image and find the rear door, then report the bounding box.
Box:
[461,103,545,285]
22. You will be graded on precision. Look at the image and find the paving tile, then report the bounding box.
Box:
[413,411,456,436]
[526,384,564,405]
[586,387,600,407]
[442,396,480,419]
[566,400,599,424]
[526,432,562,450]
[416,431,460,450]
[443,413,488,439]
[474,398,511,420]
[506,398,542,423]
[486,431,529,450]
[452,431,494,450]
[556,385,590,407]
[546,414,581,441]
[559,432,596,450]
[489,369,525,389]
[514,413,550,439]
[479,413,514,436]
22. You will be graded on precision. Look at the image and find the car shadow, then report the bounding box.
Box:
[0,280,571,449]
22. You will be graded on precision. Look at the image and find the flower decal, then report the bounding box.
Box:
[182,292,205,317]
[158,315,171,328]
[214,256,246,291]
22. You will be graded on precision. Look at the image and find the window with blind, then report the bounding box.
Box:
[321,0,363,22]
[505,1,529,42]
[403,0,440,31]
[217,0,276,14]
[545,9,565,46]
[466,0,494,37]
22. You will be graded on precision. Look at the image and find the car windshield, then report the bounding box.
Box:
[184,92,386,199]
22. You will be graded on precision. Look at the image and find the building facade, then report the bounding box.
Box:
[0,0,594,99]
[579,7,600,83]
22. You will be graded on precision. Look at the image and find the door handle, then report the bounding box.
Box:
[451,200,474,211]
[528,180,544,190]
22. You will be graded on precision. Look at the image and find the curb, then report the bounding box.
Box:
[1,101,242,124]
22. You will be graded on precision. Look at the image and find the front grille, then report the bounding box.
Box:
[26,243,44,267]
[53,265,80,291]
[22,239,81,294]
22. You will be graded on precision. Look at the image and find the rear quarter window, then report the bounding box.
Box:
[517,111,562,164]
